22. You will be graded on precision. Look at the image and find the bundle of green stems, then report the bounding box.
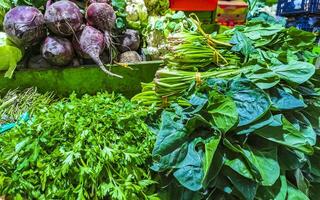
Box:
[132,67,250,107]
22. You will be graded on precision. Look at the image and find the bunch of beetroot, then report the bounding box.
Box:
[3,0,142,78]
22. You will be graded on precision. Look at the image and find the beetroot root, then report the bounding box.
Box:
[3,6,46,47]
[45,0,83,36]
[73,26,122,78]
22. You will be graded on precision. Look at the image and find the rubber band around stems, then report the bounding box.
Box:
[195,72,202,86]
[162,96,169,107]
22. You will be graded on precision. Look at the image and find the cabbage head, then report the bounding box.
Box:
[0,32,23,78]
[144,0,169,16]
[126,0,148,30]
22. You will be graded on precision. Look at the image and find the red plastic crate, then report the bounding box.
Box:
[169,0,218,11]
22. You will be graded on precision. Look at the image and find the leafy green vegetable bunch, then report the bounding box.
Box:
[226,19,317,66]
[151,65,320,199]
[0,93,158,200]
[136,15,320,200]
[142,11,197,60]
[143,0,170,16]
[165,18,317,71]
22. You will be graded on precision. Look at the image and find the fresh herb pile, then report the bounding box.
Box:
[133,16,320,199]
[0,93,158,200]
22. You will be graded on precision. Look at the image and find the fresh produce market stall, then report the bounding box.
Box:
[0,0,320,199]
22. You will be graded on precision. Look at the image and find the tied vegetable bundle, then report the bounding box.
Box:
[133,16,320,199]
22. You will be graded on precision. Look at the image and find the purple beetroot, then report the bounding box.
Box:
[118,29,141,53]
[85,2,115,46]
[3,6,46,47]
[73,25,122,78]
[41,36,74,66]
[44,0,83,37]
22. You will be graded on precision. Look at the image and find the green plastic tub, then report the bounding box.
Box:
[0,61,163,98]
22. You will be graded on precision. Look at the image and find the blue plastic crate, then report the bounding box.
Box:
[286,15,320,32]
[277,0,320,16]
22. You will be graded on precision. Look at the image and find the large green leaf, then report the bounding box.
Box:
[255,114,314,155]
[269,86,306,111]
[223,166,258,200]
[227,77,271,127]
[173,138,204,192]
[278,147,307,171]
[245,65,280,89]
[309,149,320,177]
[285,112,317,146]
[202,135,222,188]
[230,31,255,62]
[151,142,188,172]
[243,23,284,41]
[270,61,315,85]
[285,27,316,50]
[287,184,310,200]
[224,151,254,180]
[152,111,188,156]
[256,175,288,200]
[223,139,280,186]
[207,90,238,133]
[235,111,273,135]
[294,168,310,196]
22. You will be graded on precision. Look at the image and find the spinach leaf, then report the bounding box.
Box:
[270,61,315,85]
[152,111,188,156]
[207,90,238,133]
[227,77,271,127]
[173,138,204,192]
[269,86,306,111]
[202,135,222,188]
[278,147,307,170]
[285,112,317,146]
[235,111,273,135]
[287,184,310,200]
[223,166,258,200]
[230,31,255,62]
[245,65,280,89]
[223,139,280,186]
[256,176,288,200]
[224,151,254,180]
[255,115,314,155]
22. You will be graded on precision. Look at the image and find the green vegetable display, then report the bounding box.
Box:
[125,0,148,30]
[142,11,197,60]
[133,14,320,199]
[0,93,158,199]
[0,32,23,78]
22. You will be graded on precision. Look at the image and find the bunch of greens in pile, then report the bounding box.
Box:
[125,0,148,30]
[133,15,320,199]
[0,88,53,124]
[152,67,320,199]
[142,11,197,60]
[0,93,158,200]
[133,17,318,106]
[143,0,170,16]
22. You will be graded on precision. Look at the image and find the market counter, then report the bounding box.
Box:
[0,61,163,98]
